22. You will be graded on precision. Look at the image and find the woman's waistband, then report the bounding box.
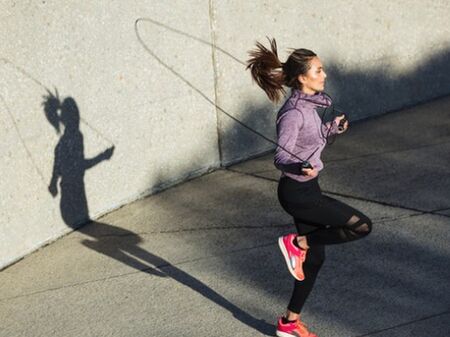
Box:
[280,174,319,187]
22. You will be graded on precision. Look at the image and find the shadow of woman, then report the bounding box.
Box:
[44,92,164,277]
[43,92,274,334]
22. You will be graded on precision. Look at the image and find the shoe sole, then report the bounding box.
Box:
[276,330,299,337]
[278,237,304,281]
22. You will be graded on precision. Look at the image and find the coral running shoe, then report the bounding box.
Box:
[278,234,307,281]
[276,317,318,337]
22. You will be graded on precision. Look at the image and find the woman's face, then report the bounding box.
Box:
[298,57,327,94]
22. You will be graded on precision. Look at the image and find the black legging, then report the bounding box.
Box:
[277,176,372,313]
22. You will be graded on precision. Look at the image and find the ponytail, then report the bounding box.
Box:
[247,38,317,103]
[246,37,285,102]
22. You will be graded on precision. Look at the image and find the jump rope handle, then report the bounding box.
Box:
[337,113,348,132]
[300,161,313,170]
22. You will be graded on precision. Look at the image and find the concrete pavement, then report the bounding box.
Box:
[1,96,450,336]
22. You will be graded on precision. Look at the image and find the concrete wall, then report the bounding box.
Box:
[1,0,450,269]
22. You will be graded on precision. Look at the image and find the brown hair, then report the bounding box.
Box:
[246,37,317,102]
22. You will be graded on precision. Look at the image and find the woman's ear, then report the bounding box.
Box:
[297,74,306,86]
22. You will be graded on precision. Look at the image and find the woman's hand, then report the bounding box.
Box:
[48,183,58,197]
[301,167,318,178]
[334,114,349,134]
[102,146,115,160]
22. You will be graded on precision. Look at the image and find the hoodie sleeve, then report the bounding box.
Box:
[274,109,304,175]
[325,120,339,136]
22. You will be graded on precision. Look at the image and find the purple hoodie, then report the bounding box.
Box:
[274,89,339,182]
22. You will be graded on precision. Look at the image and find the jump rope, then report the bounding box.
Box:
[1,19,347,187]
[135,18,348,170]
[0,57,115,186]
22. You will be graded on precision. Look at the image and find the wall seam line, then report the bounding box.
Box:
[208,0,223,166]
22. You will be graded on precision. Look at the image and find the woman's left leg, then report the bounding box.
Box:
[276,244,325,336]
[281,194,372,319]
[287,244,325,315]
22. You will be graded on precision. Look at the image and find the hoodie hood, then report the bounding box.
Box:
[292,89,332,107]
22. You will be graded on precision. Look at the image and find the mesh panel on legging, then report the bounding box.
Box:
[306,212,372,245]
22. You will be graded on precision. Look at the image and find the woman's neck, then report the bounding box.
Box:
[300,87,316,95]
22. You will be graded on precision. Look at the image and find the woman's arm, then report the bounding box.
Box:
[324,114,348,136]
[274,109,305,175]
[48,144,61,197]
[84,146,114,170]
[324,120,339,136]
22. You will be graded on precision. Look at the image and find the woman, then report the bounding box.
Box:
[247,39,372,337]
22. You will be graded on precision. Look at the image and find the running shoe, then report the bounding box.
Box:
[276,317,318,337]
[278,233,307,281]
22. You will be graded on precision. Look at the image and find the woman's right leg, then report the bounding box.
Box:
[278,177,372,246]
[291,195,373,246]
